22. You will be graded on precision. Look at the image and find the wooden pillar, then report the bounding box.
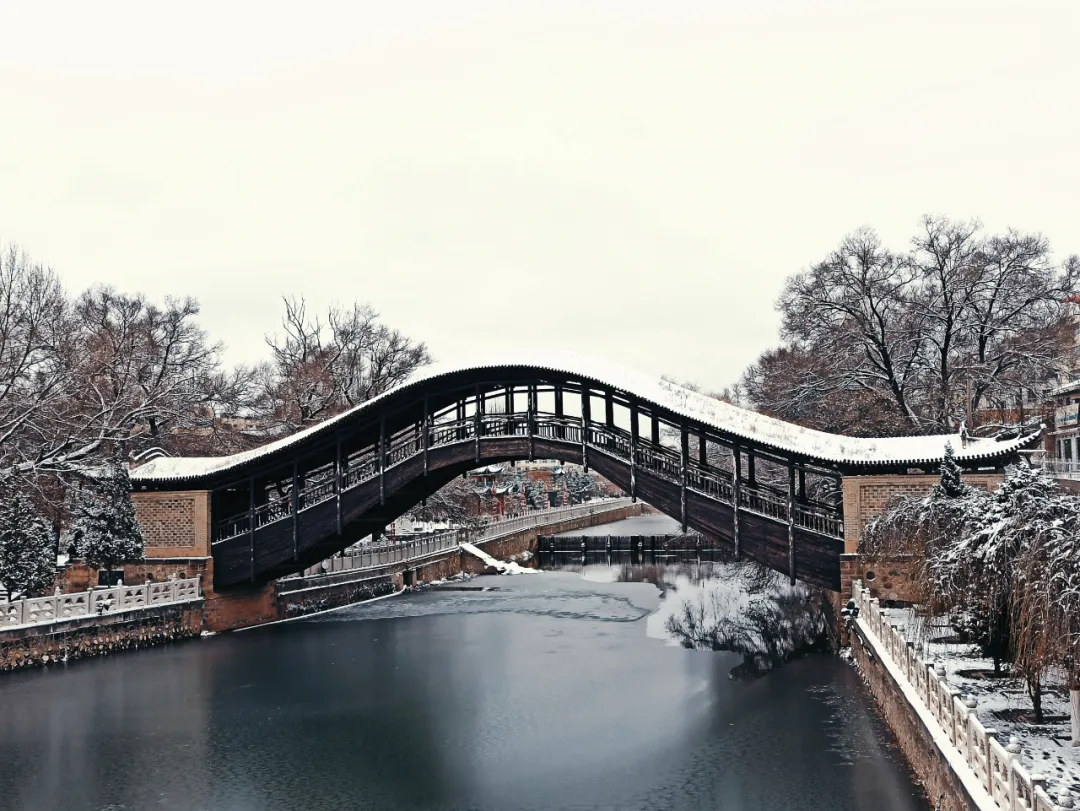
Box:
[379,414,386,506]
[291,460,299,561]
[733,445,742,560]
[679,423,688,532]
[554,385,564,440]
[698,433,707,465]
[581,387,591,472]
[505,387,513,435]
[456,400,465,442]
[335,439,343,536]
[604,391,614,449]
[748,453,756,485]
[798,468,806,503]
[629,399,638,502]
[248,475,256,583]
[422,394,430,476]
[651,414,660,445]
[527,384,536,461]
[474,383,482,464]
[787,459,796,585]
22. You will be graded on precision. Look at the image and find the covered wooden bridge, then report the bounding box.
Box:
[130,352,1039,591]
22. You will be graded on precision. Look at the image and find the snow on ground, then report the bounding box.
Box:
[458,542,540,575]
[880,606,1080,796]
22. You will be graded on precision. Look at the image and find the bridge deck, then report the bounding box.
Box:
[128,357,1036,591]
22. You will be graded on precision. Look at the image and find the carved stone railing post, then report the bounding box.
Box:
[1007,736,1023,809]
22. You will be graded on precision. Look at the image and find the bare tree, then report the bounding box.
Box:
[260,297,431,432]
[0,246,71,474]
[749,219,1078,435]
[779,227,925,430]
[406,477,487,533]
[0,245,243,476]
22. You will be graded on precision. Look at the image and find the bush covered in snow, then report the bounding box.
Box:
[865,453,1080,728]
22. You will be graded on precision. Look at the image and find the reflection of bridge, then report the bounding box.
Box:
[131,353,1039,591]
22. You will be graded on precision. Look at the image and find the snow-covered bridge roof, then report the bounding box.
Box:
[131,350,1040,484]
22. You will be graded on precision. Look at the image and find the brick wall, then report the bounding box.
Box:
[841,474,1002,553]
[132,491,211,557]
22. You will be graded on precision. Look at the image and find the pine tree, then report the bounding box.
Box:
[73,462,145,579]
[0,485,57,598]
[565,470,596,504]
[935,442,966,499]
[525,479,547,510]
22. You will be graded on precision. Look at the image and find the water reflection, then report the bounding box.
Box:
[0,564,924,811]
[542,553,830,679]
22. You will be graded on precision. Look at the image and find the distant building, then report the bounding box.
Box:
[1050,379,1080,463]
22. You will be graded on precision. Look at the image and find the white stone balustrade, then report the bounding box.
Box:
[852,581,1068,811]
[0,577,202,632]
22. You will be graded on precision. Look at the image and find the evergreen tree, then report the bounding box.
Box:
[72,463,144,578]
[935,442,966,499]
[0,485,57,598]
[565,470,597,504]
[524,479,547,510]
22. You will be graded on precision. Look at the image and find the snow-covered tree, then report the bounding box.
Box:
[935,442,966,499]
[0,485,57,598]
[524,478,546,510]
[72,463,144,579]
[564,469,596,504]
[924,463,1080,724]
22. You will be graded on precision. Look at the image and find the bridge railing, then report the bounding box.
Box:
[0,577,202,631]
[852,582,1064,811]
[793,503,845,537]
[211,405,844,544]
[286,498,635,579]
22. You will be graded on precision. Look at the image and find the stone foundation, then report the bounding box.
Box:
[275,573,397,619]
[0,601,203,671]
[840,553,922,604]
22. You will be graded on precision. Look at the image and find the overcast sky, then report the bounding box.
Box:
[0,1,1076,391]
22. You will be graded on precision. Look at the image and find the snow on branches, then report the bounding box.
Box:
[0,484,56,599]
[865,458,1080,723]
[71,462,144,575]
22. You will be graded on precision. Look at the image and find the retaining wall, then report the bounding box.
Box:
[851,621,981,811]
[0,601,203,672]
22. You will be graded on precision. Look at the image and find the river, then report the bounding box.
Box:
[0,515,928,811]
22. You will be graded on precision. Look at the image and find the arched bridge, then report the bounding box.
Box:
[131,352,1038,591]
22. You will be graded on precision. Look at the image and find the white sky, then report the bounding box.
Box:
[0,1,1076,391]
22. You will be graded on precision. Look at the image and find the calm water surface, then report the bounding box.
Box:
[0,531,927,811]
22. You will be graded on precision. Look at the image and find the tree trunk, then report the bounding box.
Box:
[1030,675,1043,724]
[1071,689,1080,746]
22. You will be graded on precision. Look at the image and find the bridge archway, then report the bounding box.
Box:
[131,353,1038,591]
